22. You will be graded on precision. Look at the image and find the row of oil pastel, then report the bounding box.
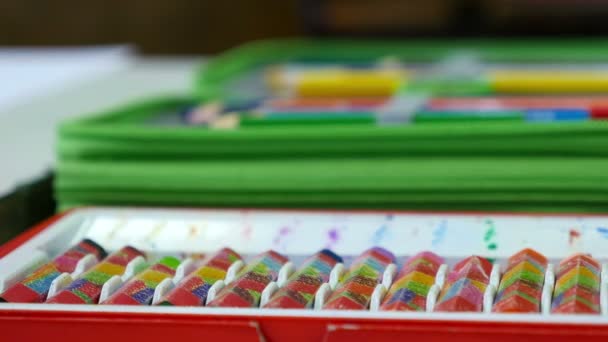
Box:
[1,239,607,315]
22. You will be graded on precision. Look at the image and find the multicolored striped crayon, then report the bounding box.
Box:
[102,256,180,305]
[159,248,242,306]
[46,246,145,304]
[551,254,601,314]
[323,247,395,310]
[0,239,106,303]
[434,256,493,312]
[264,249,343,309]
[207,250,288,308]
[380,251,444,311]
[493,248,547,313]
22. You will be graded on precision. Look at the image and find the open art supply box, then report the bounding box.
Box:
[1,207,607,341]
[56,39,608,213]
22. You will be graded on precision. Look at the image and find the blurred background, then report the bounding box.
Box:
[2,0,608,243]
[2,0,608,54]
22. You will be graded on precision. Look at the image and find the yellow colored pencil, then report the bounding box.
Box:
[490,70,608,93]
[266,67,408,97]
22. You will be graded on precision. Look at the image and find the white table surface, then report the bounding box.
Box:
[0,50,202,197]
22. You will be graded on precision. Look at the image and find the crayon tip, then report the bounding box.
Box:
[320,249,343,263]
[82,238,107,259]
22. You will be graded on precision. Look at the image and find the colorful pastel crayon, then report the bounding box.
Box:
[434,256,492,312]
[493,248,547,313]
[551,254,601,314]
[46,246,145,304]
[159,248,242,306]
[380,251,444,311]
[102,256,180,305]
[264,249,343,309]
[0,239,106,303]
[323,247,395,310]
[207,250,288,308]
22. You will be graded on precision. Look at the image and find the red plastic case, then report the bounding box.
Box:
[1,207,607,342]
